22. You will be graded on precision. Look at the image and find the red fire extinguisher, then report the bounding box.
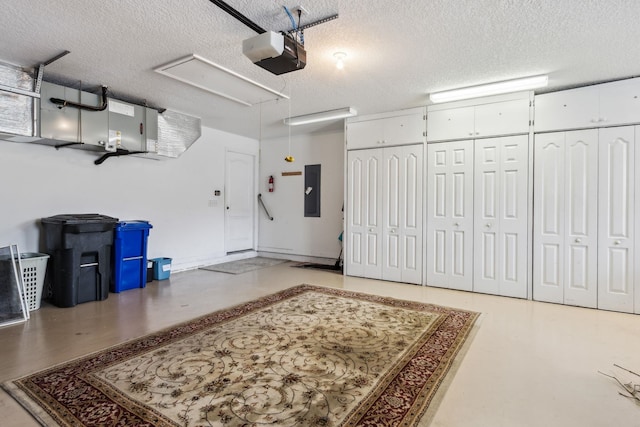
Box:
[268,175,274,192]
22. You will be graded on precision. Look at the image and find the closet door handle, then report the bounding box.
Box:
[368,228,375,232]
[485,223,492,228]
[574,238,582,243]
[454,222,460,227]
[614,240,621,245]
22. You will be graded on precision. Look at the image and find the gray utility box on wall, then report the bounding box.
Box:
[39,81,158,153]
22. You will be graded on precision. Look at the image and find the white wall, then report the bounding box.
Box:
[258,130,344,261]
[0,126,258,271]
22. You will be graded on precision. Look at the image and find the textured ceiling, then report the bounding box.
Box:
[2,0,640,139]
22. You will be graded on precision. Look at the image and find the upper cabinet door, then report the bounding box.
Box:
[534,86,599,132]
[383,113,425,146]
[474,99,530,138]
[346,120,385,149]
[598,79,640,127]
[427,106,475,142]
[347,110,425,149]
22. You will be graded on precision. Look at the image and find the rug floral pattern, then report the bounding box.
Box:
[6,285,479,427]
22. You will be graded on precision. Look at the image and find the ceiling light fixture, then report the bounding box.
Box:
[334,52,346,70]
[429,74,549,103]
[155,54,288,106]
[284,107,357,126]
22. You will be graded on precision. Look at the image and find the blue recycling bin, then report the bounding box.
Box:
[111,221,153,292]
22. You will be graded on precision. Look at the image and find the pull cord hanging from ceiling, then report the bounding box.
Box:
[285,81,294,163]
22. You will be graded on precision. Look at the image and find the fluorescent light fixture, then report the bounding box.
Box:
[429,75,548,103]
[155,54,288,107]
[284,107,357,126]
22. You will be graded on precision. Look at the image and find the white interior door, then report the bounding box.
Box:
[382,147,403,282]
[426,140,474,290]
[399,145,423,285]
[225,151,255,253]
[533,132,565,303]
[346,149,382,279]
[564,130,599,307]
[533,130,598,307]
[381,145,423,284]
[474,135,529,298]
[598,126,635,313]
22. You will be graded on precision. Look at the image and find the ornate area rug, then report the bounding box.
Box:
[200,257,287,274]
[4,284,479,427]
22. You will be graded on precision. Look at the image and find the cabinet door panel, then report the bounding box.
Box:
[598,78,640,127]
[426,140,473,290]
[427,106,475,142]
[346,120,385,149]
[534,86,599,132]
[384,113,425,145]
[474,99,530,138]
[598,127,635,313]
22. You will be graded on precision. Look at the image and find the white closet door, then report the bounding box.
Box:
[426,140,474,290]
[533,133,566,303]
[564,130,599,307]
[346,149,383,279]
[382,147,403,282]
[399,145,423,285]
[474,135,529,298]
[533,130,599,307]
[382,145,423,284]
[598,126,635,313]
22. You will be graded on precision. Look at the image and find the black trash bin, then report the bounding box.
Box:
[41,214,118,307]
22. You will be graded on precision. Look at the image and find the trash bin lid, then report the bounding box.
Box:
[42,214,119,224]
[116,220,153,231]
[41,214,119,233]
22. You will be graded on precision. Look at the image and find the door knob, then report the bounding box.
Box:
[574,238,581,243]
[614,240,621,245]
[485,223,492,228]
[369,228,374,232]
[454,222,460,227]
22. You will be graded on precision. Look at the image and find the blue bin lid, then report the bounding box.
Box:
[116,220,153,231]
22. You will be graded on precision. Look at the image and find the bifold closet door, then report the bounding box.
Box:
[598,126,635,313]
[474,135,529,298]
[426,140,474,291]
[382,145,423,285]
[346,149,383,279]
[533,130,598,308]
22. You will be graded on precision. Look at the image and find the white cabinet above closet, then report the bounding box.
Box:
[427,92,532,142]
[534,77,640,132]
[346,107,425,149]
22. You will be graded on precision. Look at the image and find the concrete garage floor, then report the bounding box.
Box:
[1,263,639,426]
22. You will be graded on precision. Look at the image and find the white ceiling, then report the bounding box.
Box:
[2,0,640,139]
